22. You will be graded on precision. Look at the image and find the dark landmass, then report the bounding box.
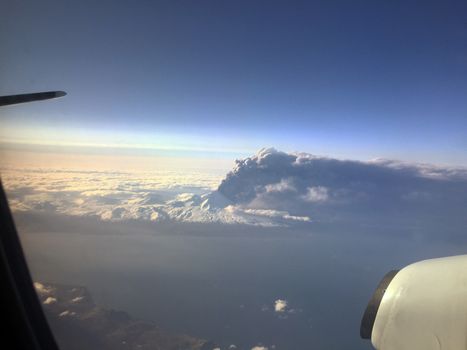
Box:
[35,282,216,350]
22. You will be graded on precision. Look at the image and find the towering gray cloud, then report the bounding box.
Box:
[218,148,467,230]
[219,148,467,203]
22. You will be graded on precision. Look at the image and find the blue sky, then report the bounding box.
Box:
[1,0,467,164]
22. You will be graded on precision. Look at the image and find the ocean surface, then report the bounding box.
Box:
[16,213,466,350]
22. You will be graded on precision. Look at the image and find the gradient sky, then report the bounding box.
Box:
[1,0,467,164]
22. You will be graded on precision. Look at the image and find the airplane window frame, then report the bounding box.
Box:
[0,180,60,350]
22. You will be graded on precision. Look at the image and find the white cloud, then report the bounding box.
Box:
[274,299,288,313]
[62,311,76,317]
[251,346,268,350]
[241,209,310,222]
[4,169,308,225]
[43,297,57,305]
[71,296,84,303]
[34,282,55,296]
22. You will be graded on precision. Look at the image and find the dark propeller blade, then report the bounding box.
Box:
[0,91,66,107]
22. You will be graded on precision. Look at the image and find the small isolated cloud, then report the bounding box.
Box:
[59,310,76,317]
[272,299,302,317]
[43,297,57,305]
[71,296,84,303]
[251,346,268,350]
[274,299,288,313]
[34,282,55,296]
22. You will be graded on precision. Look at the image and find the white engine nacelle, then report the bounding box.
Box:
[360,254,467,350]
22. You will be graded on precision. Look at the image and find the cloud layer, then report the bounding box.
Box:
[4,148,467,229]
[2,162,310,226]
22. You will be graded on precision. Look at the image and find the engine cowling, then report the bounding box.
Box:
[360,255,467,350]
